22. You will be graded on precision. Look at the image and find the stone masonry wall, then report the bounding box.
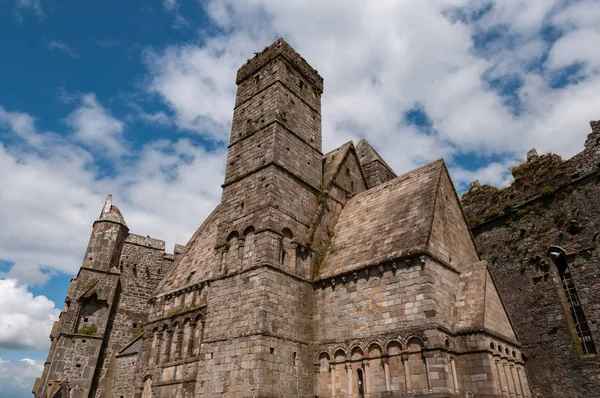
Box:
[112,354,137,398]
[195,265,314,397]
[95,236,172,397]
[313,256,460,343]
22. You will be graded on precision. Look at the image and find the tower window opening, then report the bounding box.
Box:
[549,246,597,355]
[255,74,260,84]
[299,79,304,89]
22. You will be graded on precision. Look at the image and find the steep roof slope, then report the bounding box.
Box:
[455,261,518,342]
[322,141,354,188]
[156,205,221,295]
[355,139,397,188]
[319,160,443,279]
[318,159,478,279]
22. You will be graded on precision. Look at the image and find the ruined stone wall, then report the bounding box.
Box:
[462,121,600,398]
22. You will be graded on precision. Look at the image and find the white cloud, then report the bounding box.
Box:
[0,279,59,351]
[13,0,44,21]
[65,93,126,156]
[140,0,600,178]
[0,106,39,146]
[162,0,190,29]
[2,0,600,292]
[163,0,177,11]
[0,102,225,285]
[46,40,78,58]
[449,159,517,194]
[0,356,44,398]
[142,34,256,139]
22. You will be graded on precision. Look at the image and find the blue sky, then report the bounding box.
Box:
[2,0,600,396]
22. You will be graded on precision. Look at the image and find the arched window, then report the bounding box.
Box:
[548,246,596,355]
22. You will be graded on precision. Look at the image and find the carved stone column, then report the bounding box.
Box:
[156,331,165,365]
[402,353,412,393]
[149,332,158,367]
[330,364,337,398]
[511,363,523,398]
[164,329,174,363]
[517,365,530,398]
[346,363,354,398]
[362,360,372,398]
[503,360,516,397]
[423,352,433,392]
[176,328,184,361]
[314,364,320,398]
[187,322,197,358]
[382,357,391,392]
[495,358,508,396]
[450,355,459,393]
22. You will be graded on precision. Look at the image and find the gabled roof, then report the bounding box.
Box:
[318,159,479,279]
[355,138,396,176]
[322,141,368,190]
[323,141,353,188]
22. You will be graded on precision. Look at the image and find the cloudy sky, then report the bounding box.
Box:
[1,0,600,396]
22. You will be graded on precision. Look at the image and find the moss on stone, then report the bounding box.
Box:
[77,324,97,336]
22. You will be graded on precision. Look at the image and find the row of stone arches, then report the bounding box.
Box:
[316,337,432,397]
[221,226,257,273]
[222,226,311,276]
[147,314,204,367]
[319,336,428,361]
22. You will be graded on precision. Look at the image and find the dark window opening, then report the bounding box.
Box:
[187,271,195,283]
[299,80,304,89]
[133,323,138,329]
[255,75,260,84]
[549,246,597,355]
[84,318,89,322]
[270,347,275,354]
[357,368,365,398]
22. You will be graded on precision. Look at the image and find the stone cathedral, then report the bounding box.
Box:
[34,39,532,398]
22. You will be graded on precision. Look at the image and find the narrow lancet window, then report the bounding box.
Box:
[548,246,597,355]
